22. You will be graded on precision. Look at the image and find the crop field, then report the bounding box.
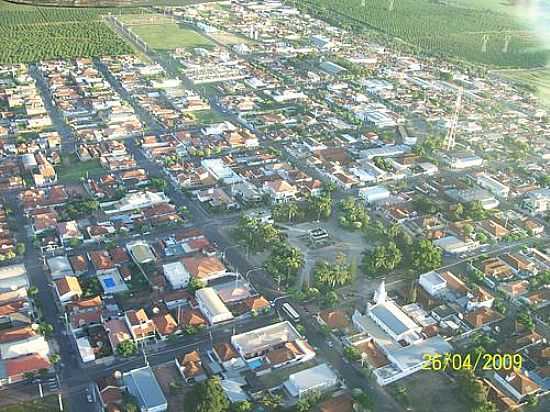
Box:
[297,0,550,68]
[131,23,213,49]
[0,1,133,63]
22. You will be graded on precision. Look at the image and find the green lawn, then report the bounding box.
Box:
[497,68,550,107]
[0,395,62,412]
[131,23,213,50]
[57,156,104,183]
[192,110,226,124]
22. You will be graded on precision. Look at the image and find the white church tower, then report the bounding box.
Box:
[373,280,387,305]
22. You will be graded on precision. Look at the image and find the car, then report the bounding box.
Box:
[86,393,93,403]
[327,341,334,348]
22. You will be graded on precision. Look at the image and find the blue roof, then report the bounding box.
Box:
[123,366,167,410]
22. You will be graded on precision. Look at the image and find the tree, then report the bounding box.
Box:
[233,401,253,412]
[362,241,402,275]
[324,291,339,306]
[15,243,26,256]
[189,277,206,292]
[517,309,535,332]
[117,340,137,357]
[48,353,61,364]
[259,392,283,411]
[38,322,54,337]
[265,242,304,289]
[187,378,230,412]
[411,240,442,272]
[313,258,353,290]
[344,346,361,362]
[352,388,373,412]
[27,286,39,298]
[462,223,474,238]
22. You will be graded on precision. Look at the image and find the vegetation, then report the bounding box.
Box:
[57,158,104,183]
[116,340,137,357]
[0,395,64,412]
[338,197,370,230]
[296,0,549,68]
[272,193,332,223]
[233,215,282,252]
[0,7,132,63]
[362,241,402,276]
[313,255,353,290]
[265,241,304,289]
[343,345,362,361]
[411,240,443,272]
[187,377,230,412]
[131,23,213,50]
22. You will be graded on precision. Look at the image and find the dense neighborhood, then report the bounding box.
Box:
[0,1,549,412]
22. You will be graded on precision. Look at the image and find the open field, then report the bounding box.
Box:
[0,1,133,63]
[209,31,251,45]
[0,395,62,412]
[496,67,550,107]
[57,155,104,183]
[297,0,549,68]
[118,13,175,26]
[131,23,213,49]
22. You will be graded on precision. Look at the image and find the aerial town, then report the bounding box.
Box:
[0,1,549,412]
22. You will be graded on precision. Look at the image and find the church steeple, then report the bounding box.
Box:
[373,280,387,305]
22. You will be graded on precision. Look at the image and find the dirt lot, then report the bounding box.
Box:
[153,363,187,412]
[388,371,465,412]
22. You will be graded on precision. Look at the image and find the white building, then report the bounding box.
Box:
[195,287,233,324]
[201,158,241,184]
[476,174,510,199]
[162,261,190,289]
[284,363,338,399]
[358,185,390,203]
[448,154,483,169]
[353,281,453,386]
[434,236,477,255]
[367,282,422,342]
[418,271,447,296]
[524,188,550,215]
[103,191,170,215]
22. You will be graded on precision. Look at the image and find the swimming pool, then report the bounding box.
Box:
[102,277,116,288]
[248,359,263,370]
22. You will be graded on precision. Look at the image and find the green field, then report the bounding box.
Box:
[0,395,62,412]
[297,0,549,68]
[192,110,226,124]
[131,23,213,49]
[497,68,550,107]
[0,1,133,63]
[57,156,104,183]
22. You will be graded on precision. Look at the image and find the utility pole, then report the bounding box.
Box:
[481,34,489,53]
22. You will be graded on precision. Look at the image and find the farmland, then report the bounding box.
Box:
[295,0,550,68]
[0,1,133,63]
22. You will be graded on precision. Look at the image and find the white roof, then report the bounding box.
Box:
[76,336,95,363]
[0,335,50,360]
[0,264,26,281]
[419,271,447,288]
[285,363,338,395]
[47,256,74,278]
[163,261,189,287]
[387,336,452,371]
[196,287,232,318]
[370,300,419,337]
[231,321,300,356]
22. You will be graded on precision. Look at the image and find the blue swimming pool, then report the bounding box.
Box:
[248,359,263,370]
[103,277,116,288]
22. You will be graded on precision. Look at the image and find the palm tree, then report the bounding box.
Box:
[286,201,299,223]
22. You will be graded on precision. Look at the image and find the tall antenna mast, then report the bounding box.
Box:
[445,88,463,152]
